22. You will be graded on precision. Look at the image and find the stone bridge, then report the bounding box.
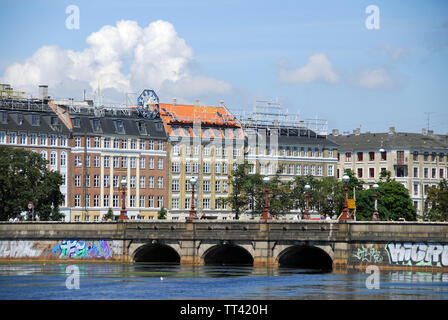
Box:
[1,221,447,272]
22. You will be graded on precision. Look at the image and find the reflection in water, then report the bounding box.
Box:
[0,263,447,300]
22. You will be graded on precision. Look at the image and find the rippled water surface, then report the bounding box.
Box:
[0,264,447,300]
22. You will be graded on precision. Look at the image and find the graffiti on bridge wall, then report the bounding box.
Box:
[386,243,448,267]
[352,245,384,264]
[0,240,123,260]
[51,240,122,259]
[0,241,44,258]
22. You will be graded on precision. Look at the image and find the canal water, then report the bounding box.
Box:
[0,263,447,300]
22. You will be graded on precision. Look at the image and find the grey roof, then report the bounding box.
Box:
[329,132,448,153]
[0,100,167,139]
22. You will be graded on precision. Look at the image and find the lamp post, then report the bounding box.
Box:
[340,174,351,220]
[261,176,271,220]
[118,177,128,220]
[304,184,311,220]
[372,183,379,221]
[187,177,198,221]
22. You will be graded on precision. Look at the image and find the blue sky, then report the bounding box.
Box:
[1,0,447,134]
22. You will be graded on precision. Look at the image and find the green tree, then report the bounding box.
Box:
[0,146,64,221]
[226,162,251,219]
[355,170,417,221]
[104,208,115,221]
[267,167,294,218]
[158,206,167,220]
[424,179,448,221]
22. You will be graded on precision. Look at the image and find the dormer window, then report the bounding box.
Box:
[17,113,23,125]
[115,120,124,133]
[31,114,40,126]
[50,117,58,126]
[0,111,7,124]
[92,119,101,132]
[72,118,80,127]
[137,121,147,134]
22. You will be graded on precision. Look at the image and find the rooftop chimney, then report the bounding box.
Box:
[173,98,177,106]
[39,85,48,100]
[332,129,339,136]
[388,126,396,134]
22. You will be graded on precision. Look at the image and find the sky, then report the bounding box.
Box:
[1,0,447,134]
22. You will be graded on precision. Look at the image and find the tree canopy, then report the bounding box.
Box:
[0,146,64,221]
[424,179,448,221]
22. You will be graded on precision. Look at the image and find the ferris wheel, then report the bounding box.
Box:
[137,89,160,119]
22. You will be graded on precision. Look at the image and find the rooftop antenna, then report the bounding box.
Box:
[424,112,435,132]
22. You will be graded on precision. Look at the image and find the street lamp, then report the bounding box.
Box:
[340,174,351,220]
[372,183,379,221]
[118,177,128,220]
[187,177,198,221]
[261,176,272,220]
[304,184,311,220]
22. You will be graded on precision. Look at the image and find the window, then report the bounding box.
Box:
[140,139,146,150]
[104,156,110,168]
[329,150,334,158]
[172,180,180,192]
[432,168,436,179]
[75,155,81,167]
[130,176,136,188]
[357,152,363,161]
[8,132,17,144]
[31,114,40,126]
[158,140,163,151]
[222,181,228,193]
[203,180,210,192]
[94,195,100,207]
[369,168,375,178]
[50,152,57,166]
[149,140,154,150]
[113,156,119,168]
[130,139,137,149]
[185,198,190,210]
[29,133,37,145]
[74,195,81,207]
[173,145,180,156]
[311,165,315,176]
[203,198,210,209]
[94,175,100,188]
[328,165,334,177]
[121,157,127,168]
[158,177,163,189]
[113,139,119,149]
[85,155,91,168]
[381,152,387,161]
[113,175,119,188]
[94,137,100,148]
[148,176,154,188]
[140,176,146,189]
[369,152,375,161]
[413,152,418,161]
[424,168,429,178]
[413,167,418,178]
[222,163,228,174]
[215,163,221,174]
[158,158,163,170]
[104,175,110,188]
[115,120,124,133]
[296,164,301,175]
[86,137,91,148]
[130,195,136,208]
[121,139,127,149]
[317,165,323,176]
[345,152,352,162]
[193,162,199,173]
[172,162,180,173]
[85,175,91,188]
[104,195,109,207]
[357,168,363,178]
[75,175,81,187]
[140,196,145,208]
[215,181,221,192]
[85,194,90,207]
[113,195,119,207]
[413,183,419,196]
[203,163,210,174]
[19,133,27,145]
[303,165,308,175]
[148,196,154,208]
[60,152,66,166]
[397,151,405,165]
[94,155,100,168]
[75,136,81,147]
[172,198,179,209]
[140,157,145,169]
[289,164,294,175]
[130,157,136,169]
[40,150,47,160]
[440,168,445,179]
[157,196,163,208]
[149,158,154,169]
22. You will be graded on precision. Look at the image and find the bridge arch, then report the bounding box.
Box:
[277,244,333,272]
[132,242,181,264]
[202,243,254,266]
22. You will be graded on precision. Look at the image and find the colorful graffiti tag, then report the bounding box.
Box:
[386,242,448,267]
[51,240,118,259]
[352,245,384,263]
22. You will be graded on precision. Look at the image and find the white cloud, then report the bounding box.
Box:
[348,67,397,90]
[0,20,232,102]
[278,53,340,84]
